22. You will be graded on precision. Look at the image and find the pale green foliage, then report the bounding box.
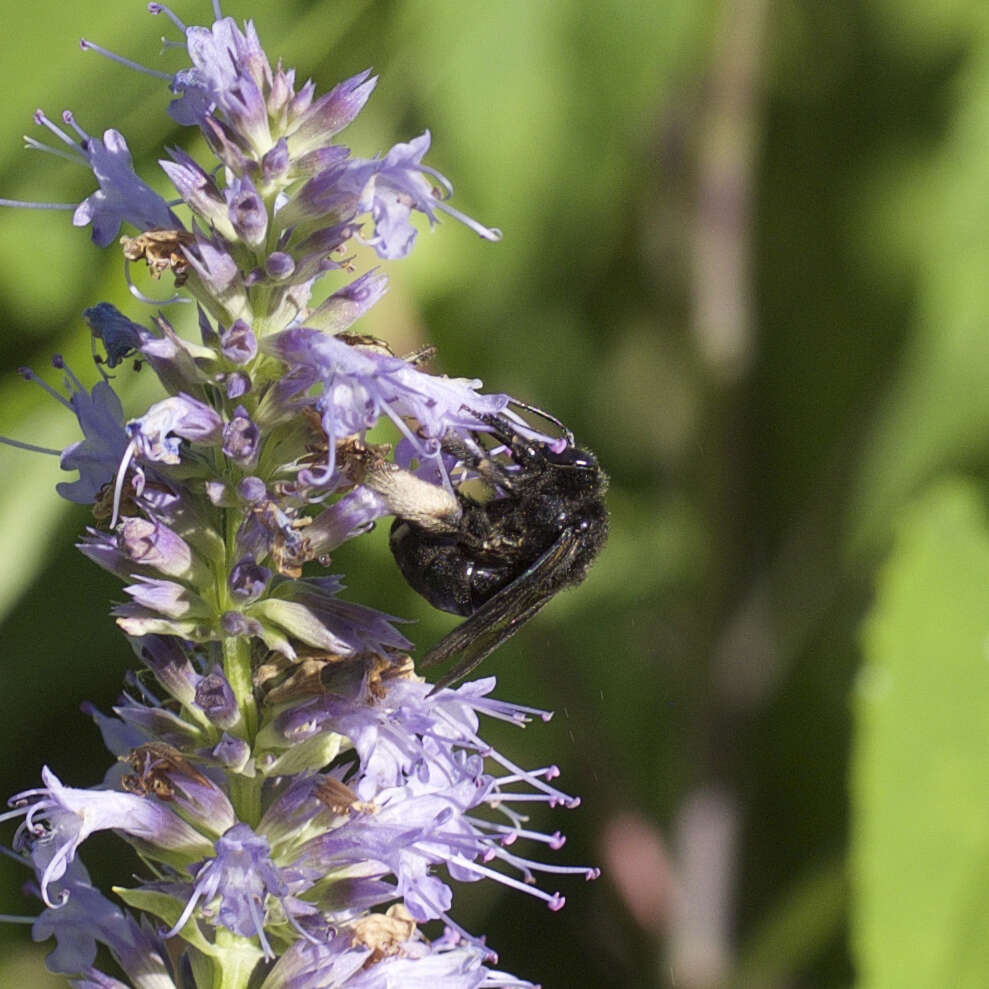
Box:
[851,16,989,551]
[854,481,989,989]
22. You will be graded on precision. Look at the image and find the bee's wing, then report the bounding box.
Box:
[421,528,583,692]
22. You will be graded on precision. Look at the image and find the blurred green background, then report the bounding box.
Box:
[2,1,989,986]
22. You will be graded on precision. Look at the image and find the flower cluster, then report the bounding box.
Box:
[0,5,597,988]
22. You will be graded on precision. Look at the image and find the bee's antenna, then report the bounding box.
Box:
[507,398,575,445]
[471,405,575,451]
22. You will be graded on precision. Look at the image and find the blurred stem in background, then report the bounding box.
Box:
[676,0,770,984]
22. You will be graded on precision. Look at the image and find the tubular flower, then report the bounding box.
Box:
[0,3,597,988]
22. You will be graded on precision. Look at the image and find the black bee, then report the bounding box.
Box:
[360,407,608,690]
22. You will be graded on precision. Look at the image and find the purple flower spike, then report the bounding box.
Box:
[2,6,592,986]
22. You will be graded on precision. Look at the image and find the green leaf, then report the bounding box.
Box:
[116,887,265,988]
[849,39,989,552]
[114,886,215,954]
[852,479,989,989]
[258,730,344,780]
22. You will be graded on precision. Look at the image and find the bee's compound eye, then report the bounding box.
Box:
[548,445,596,470]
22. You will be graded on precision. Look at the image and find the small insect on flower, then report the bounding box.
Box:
[354,406,609,690]
[120,228,196,284]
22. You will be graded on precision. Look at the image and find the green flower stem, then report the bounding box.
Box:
[211,927,264,989]
[222,633,258,736]
[223,634,261,825]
